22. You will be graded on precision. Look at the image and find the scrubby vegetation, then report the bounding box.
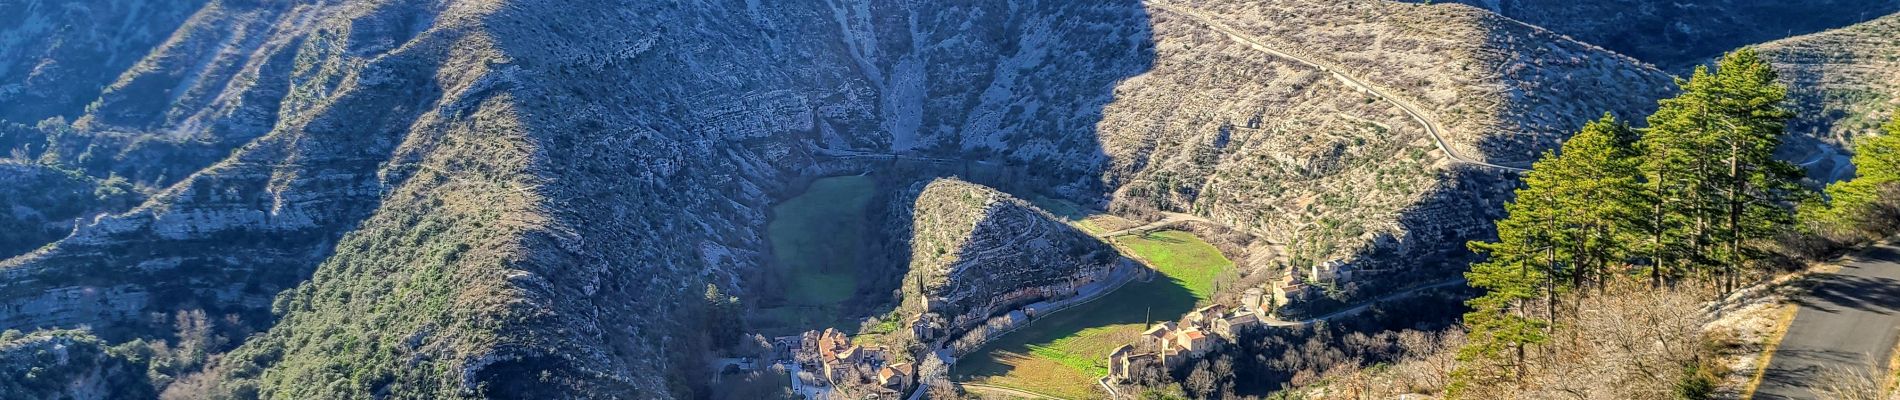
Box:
[1128,289,1471,399]
[1761,13,1900,153]
[1795,114,1900,251]
[0,329,156,400]
[0,161,139,258]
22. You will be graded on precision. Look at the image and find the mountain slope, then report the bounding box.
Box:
[1761,13,1900,147]
[1101,0,1672,266]
[0,0,1679,398]
[0,0,210,123]
[1423,0,1900,70]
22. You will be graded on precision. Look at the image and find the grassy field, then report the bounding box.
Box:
[759,175,876,333]
[953,230,1233,399]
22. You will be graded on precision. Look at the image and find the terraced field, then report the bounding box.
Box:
[953,230,1234,399]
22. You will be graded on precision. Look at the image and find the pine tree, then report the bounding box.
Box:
[1637,49,1805,289]
[1638,66,1721,285]
[1704,48,1804,291]
[1451,150,1559,394]
[1542,115,1645,291]
[1454,117,1643,393]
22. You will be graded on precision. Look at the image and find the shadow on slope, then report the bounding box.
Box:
[1408,0,1900,71]
[402,0,1161,398]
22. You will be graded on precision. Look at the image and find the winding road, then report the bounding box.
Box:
[1144,1,1530,173]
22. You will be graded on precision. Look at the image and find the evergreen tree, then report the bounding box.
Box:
[704,284,745,351]
[1705,48,1804,291]
[1638,48,1804,288]
[1638,66,1720,285]
[1542,115,1645,291]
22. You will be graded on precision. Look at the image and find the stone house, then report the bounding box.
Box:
[1212,311,1260,338]
[1242,287,1265,314]
[1172,327,1212,355]
[1107,344,1134,379]
[1140,323,1174,350]
[1106,345,1168,383]
[1310,259,1354,283]
[877,362,914,390]
[1271,271,1309,310]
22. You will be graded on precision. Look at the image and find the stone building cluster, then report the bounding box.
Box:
[1106,292,1271,383]
[1270,259,1355,309]
[787,328,915,395]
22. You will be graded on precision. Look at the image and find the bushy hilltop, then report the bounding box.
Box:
[0,0,1682,398]
[0,329,157,399]
[1424,0,1900,70]
[894,179,1120,321]
[0,0,1158,398]
[1760,13,1900,148]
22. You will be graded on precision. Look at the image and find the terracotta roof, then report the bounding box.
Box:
[1183,330,1206,340]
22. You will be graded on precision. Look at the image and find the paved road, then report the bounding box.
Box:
[1756,243,1900,399]
[1144,0,1529,173]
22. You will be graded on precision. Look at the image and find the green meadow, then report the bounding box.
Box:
[954,230,1233,399]
[759,175,877,333]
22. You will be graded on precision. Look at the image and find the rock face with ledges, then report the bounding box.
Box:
[0,0,210,123]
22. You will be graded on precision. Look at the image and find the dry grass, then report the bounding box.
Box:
[1737,304,1799,399]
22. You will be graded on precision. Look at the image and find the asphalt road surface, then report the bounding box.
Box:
[1756,243,1900,399]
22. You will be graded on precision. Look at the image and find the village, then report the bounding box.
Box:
[713,252,1367,398]
[724,256,1148,398]
[1106,258,1356,385]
